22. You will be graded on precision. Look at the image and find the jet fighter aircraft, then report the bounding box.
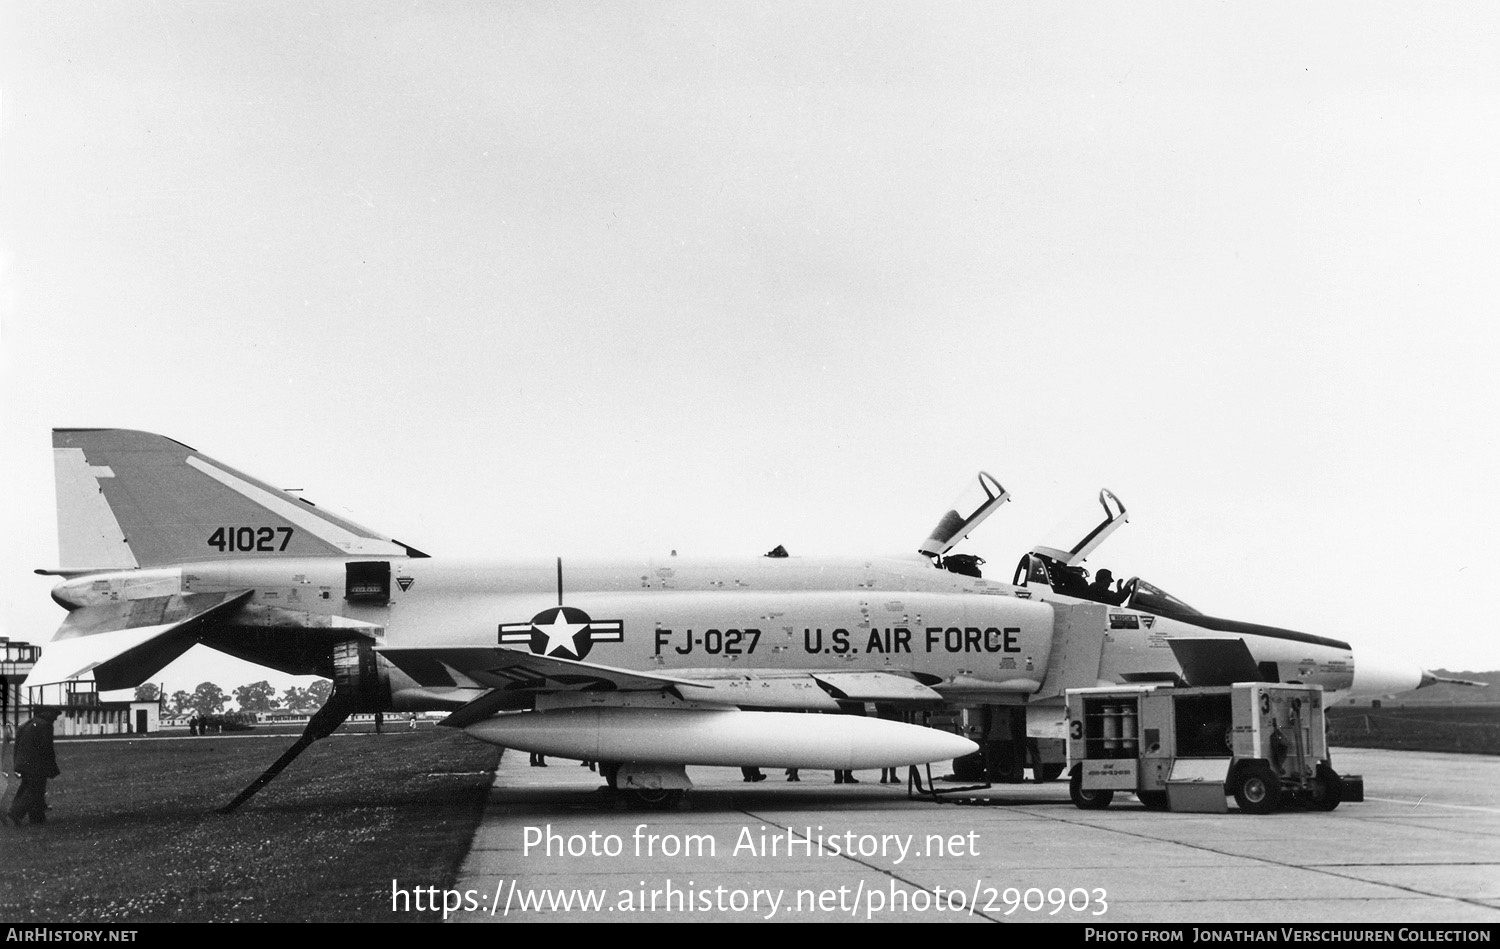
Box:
[24,430,1455,806]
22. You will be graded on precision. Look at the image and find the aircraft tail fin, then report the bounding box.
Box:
[52,429,426,569]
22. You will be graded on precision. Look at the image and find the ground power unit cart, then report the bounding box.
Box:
[1064,682,1360,813]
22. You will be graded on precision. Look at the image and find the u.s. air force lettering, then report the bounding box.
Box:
[498,606,624,661]
[650,626,1024,656]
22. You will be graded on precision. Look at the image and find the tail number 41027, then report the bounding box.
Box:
[207,526,294,552]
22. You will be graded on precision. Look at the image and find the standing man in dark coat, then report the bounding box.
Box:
[9,707,61,826]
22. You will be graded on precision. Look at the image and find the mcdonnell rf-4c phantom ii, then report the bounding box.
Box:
[25,430,1465,807]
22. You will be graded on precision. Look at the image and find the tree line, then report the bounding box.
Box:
[132,680,333,718]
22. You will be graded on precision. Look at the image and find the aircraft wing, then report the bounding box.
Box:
[803,671,945,702]
[380,647,942,704]
[24,590,255,691]
[378,646,707,694]
[381,647,948,728]
[668,669,943,708]
[380,646,733,729]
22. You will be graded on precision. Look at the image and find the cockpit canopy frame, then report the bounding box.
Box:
[918,471,1010,558]
[1030,488,1128,566]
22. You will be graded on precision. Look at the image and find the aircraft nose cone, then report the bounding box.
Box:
[1351,654,1425,697]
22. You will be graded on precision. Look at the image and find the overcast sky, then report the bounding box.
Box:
[3,2,1497,701]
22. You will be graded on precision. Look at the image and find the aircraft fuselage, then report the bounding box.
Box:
[49,552,1359,705]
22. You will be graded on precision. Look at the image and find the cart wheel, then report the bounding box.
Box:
[1137,790,1169,810]
[1069,765,1114,810]
[1034,763,1065,783]
[1232,762,1282,814]
[1308,764,1343,812]
[952,751,987,782]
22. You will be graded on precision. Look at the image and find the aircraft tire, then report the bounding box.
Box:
[1307,764,1343,812]
[626,788,683,810]
[1232,762,1282,815]
[989,744,1026,784]
[1069,765,1113,810]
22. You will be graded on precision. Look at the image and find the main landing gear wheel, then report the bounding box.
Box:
[1232,762,1282,814]
[1069,765,1113,810]
[625,788,683,810]
[990,746,1026,783]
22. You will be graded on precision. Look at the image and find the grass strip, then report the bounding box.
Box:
[2,728,499,923]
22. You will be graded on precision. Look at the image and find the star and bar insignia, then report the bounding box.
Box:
[497,606,624,661]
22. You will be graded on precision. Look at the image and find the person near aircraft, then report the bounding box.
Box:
[529,752,548,767]
[874,704,903,783]
[9,707,61,827]
[1087,568,1125,605]
[741,767,766,782]
[785,768,800,782]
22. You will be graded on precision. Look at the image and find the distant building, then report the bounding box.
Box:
[1,636,43,734]
[25,679,162,736]
[2,636,162,735]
